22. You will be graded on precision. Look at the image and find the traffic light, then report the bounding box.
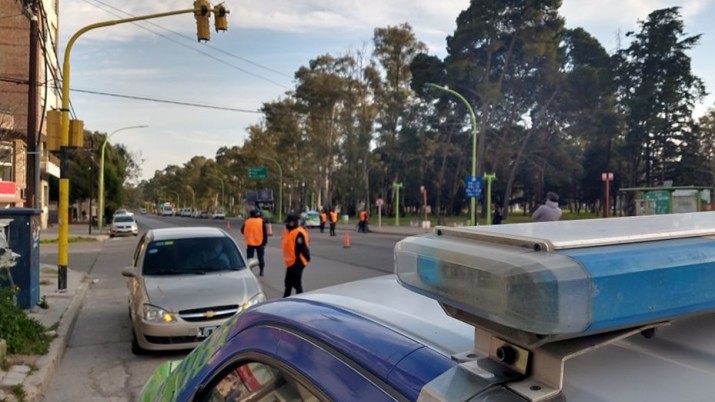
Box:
[214,3,228,32]
[69,119,84,148]
[193,0,211,42]
[46,110,61,151]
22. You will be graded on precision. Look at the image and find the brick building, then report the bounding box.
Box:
[0,0,61,228]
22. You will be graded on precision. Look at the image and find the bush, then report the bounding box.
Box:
[0,287,50,355]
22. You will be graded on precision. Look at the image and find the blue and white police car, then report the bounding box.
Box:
[139,212,715,401]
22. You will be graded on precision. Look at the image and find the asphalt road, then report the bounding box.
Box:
[41,214,406,401]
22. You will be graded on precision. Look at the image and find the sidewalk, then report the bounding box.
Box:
[0,224,106,401]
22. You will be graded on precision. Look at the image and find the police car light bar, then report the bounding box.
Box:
[395,212,715,339]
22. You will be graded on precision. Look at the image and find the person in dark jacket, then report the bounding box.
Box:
[282,214,311,297]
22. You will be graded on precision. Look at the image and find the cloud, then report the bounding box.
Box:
[562,0,714,27]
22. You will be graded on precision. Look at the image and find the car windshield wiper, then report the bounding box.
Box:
[145,271,182,276]
[184,270,207,275]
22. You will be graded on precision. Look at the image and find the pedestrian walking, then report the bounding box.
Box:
[532,192,562,222]
[319,209,327,233]
[358,209,368,233]
[282,214,310,297]
[241,210,267,276]
[492,204,503,225]
[329,208,338,236]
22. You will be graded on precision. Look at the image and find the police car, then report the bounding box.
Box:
[138,212,715,401]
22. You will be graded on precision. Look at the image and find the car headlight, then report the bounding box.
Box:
[239,293,265,313]
[143,304,176,323]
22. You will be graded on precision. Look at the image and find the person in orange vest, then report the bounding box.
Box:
[241,209,267,276]
[319,209,327,233]
[358,209,369,233]
[329,208,338,236]
[282,214,310,297]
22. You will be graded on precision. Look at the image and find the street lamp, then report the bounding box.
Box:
[426,83,478,226]
[186,185,195,210]
[209,174,225,210]
[98,125,147,231]
[168,190,180,210]
[258,155,283,223]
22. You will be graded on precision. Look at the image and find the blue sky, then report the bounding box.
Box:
[58,0,715,182]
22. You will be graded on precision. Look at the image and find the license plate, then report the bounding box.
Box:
[198,326,218,338]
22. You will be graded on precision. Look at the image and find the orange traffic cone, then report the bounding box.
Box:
[267,222,273,236]
[226,220,231,230]
[343,231,351,248]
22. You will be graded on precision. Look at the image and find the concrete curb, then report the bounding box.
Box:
[24,278,91,402]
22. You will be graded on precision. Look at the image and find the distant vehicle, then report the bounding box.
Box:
[110,214,138,238]
[180,208,193,217]
[300,210,320,228]
[161,205,173,217]
[212,209,225,220]
[122,227,264,355]
[114,208,132,216]
[245,189,274,221]
[139,208,147,214]
[199,210,210,219]
[138,212,715,402]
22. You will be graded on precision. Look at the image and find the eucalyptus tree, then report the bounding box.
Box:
[416,0,566,217]
[372,23,427,203]
[615,7,706,188]
[293,55,355,206]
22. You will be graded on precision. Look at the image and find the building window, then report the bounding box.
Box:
[0,143,13,182]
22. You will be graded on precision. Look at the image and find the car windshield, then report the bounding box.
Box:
[142,236,246,275]
[114,216,134,223]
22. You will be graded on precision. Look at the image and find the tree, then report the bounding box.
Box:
[615,7,706,188]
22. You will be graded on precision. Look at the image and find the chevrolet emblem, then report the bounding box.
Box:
[204,311,215,318]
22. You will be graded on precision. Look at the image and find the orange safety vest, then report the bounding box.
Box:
[282,226,310,267]
[243,217,264,246]
[329,211,338,223]
[319,212,327,223]
[359,210,367,221]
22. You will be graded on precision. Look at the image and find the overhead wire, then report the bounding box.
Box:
[38,0,77,118]
[71,87,263,114]
[88,0,293,80]
[78,0,291,89]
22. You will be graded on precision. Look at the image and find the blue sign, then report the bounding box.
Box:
[465,176,482,199]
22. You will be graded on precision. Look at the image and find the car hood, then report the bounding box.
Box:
[143,270,261,311]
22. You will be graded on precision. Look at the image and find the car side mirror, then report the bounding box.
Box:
[121,266,138,278]
[248,258,259,270]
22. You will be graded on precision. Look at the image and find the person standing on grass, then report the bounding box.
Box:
[532,192,562,222]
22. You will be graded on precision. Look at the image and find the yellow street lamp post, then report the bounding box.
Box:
[55,3,229,290]
[98,125,147,232]
[425,83,479,226]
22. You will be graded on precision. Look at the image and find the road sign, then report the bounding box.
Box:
[248,166,267,179]
[376,198,384,207]
[466,176,482,199]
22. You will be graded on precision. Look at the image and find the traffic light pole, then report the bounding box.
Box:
[57,6,213,290]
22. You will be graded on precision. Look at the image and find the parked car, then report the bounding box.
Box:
[139,208,147,214]
[212,209,225,220]
[122,227,264,355]
[180,207,193,217]
[138,212,715,401]
[109,214,138,238]
[161,205,173,216]
[300,210,321,228]
[199,210,210,219]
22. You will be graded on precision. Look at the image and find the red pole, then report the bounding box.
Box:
[605,179,610,218]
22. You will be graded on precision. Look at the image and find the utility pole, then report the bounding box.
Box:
[25,0,39,209]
